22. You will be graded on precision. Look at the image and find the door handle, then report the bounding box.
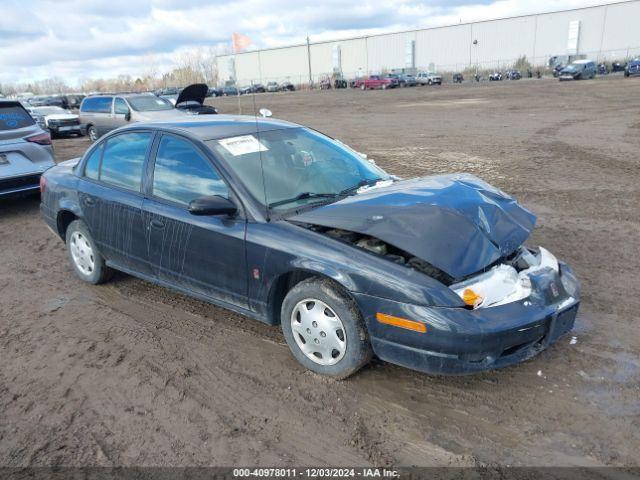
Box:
[150,218,165,229]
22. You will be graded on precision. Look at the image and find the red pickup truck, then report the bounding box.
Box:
[353,75,397,90]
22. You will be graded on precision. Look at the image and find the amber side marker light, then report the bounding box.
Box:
[376,312,427,333]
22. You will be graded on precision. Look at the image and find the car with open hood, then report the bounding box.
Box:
[39,116,580,379]
[0,100,55,197]
[166,84,218,115]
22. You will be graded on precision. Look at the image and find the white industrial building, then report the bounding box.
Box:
[216,0,640,86]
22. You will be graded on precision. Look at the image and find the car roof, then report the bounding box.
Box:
[572,59,593,64]
[124,114,301,141]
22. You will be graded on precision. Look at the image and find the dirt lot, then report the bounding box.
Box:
[1,76,639,468]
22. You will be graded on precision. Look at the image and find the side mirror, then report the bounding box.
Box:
[188,195,237,216]
[259,108,272,118]
[124,111,131,121]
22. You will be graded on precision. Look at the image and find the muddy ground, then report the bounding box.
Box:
[1,76,639,468]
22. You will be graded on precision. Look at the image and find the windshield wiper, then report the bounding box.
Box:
[268,192,338,208]
[339,178,382,196]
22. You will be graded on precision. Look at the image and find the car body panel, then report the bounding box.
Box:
[290,174,536,280]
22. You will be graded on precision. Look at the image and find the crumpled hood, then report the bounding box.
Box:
[175,83,208,106]
[291,174,536,279]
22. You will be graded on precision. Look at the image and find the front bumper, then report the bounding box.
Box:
[49,124,82,135]
[352,263,580,375]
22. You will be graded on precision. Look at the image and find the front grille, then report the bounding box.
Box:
[0,174,41,192]
[50,119,79,127]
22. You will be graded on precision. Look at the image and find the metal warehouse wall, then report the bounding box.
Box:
[217,0,640,85]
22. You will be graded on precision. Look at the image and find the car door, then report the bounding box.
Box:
[142,133,248,308]
[78,131,154,276]
[110,97,130,131]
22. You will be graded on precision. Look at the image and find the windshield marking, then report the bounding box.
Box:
[218,135,269,156]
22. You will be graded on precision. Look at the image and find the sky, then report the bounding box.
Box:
[0,0,620,86]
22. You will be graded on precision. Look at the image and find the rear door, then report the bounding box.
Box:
[78,131,154,275]
[142,133,248,307]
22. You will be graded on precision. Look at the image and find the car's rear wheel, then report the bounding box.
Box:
[87,125,98,142]
[66,220,112,284]
[281,278,372,379]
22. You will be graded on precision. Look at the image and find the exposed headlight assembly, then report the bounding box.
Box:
[451,247,559,309]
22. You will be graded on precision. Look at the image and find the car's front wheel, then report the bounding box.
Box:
[66,220,112,284]
[281,278,372,379]
[87,125,98,142]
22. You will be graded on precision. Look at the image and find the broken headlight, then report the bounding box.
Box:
[451,247,559,309]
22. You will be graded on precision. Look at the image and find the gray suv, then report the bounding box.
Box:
[80,93,187,141]
[0,100,55,197]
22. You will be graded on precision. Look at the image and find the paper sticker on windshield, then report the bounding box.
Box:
[218,135,268,156]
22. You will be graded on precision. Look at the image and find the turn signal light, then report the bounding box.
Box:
[376,312,427,333]
[462,288,483,308]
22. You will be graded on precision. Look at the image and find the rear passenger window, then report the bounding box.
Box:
[81,97,113,113]
[84,144,103,180]
[152,136,228,205]
[0,104,35,130]
[99,132,152,191]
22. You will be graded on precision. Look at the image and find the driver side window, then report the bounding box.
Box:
[114,98,129,115]
[152,135,229,206]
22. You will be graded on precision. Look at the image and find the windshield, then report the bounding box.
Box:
[207,127,390,211]
[564,65,579,72]
[34,106,67,115]
[127,96,174,112]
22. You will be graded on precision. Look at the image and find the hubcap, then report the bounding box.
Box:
[290,299,346,366]
[89,128,97,141]
[70,231,95,276]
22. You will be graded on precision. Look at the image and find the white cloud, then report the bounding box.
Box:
[0,0,619,86]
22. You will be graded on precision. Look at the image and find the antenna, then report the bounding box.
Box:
[250,80,270,221]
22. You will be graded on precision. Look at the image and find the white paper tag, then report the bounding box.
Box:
[218,135,268,156]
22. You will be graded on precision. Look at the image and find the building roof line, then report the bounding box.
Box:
[217,0,636,59]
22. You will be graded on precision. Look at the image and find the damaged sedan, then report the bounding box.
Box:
[40,116,580,378]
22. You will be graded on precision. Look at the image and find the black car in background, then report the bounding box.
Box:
[280,81,295,91]
[452,73,464,83]
[173,84,218,115]
[222,86,239,96]
[611,61,627,72]
[505,70,522,80]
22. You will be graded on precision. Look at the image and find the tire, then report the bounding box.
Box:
[428,79,432,85]
[87,125,98,142]
[281,278,373,379]
[382,84,387,90]
[65,220,112,285]
[360,84,365,90]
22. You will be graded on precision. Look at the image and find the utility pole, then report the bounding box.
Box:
[306,36,313,88]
